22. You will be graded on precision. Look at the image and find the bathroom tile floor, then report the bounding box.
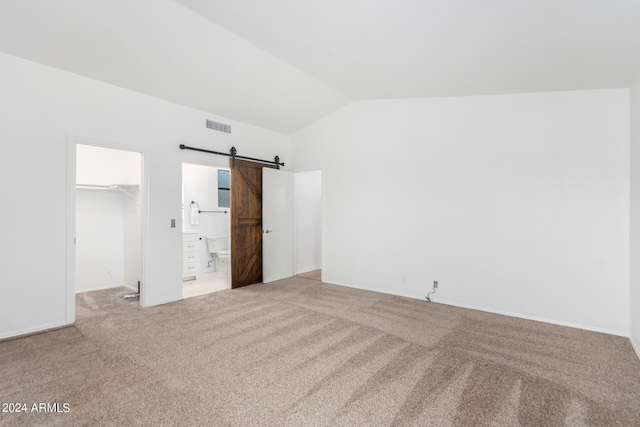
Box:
[182,272,231,299]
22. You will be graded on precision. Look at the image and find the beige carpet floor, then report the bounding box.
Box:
[1,277,640,426]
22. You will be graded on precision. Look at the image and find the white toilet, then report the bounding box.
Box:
[206,235,231,276]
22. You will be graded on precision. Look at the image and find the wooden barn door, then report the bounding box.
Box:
[230,158,276,288]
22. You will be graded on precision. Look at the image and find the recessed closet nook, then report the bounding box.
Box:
[75,144,142,298]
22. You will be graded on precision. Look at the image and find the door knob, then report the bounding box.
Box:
[264,229,273,234]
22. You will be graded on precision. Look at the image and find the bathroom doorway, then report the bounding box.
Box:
[69,140,145,318]
[181,163,231,298]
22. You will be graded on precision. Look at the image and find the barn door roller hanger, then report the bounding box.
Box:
[179,144,284,169]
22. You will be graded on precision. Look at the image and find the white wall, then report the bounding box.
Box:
[182,163,231,273]
[294,170,323,274]
[292,89,630,335]
[630,71,640,356]
[0,52,290,339]
[75,190,125,292]
[77,144,141,186]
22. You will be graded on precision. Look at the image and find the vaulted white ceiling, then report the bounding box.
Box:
[1,0,639,134]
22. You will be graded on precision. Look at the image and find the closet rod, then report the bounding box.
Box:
[76,184,137,199]
[76,184,116,189]
[179,144,284,168]
[199,210,228,214]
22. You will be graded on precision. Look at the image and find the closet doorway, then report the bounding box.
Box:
[69,140,144,316]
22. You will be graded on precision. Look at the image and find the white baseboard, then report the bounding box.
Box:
[434,298,628,337]
[326,279,426,301]
[142,294,183,307]
[295,266,322,275]
[75,283,134,294]
[321,279,627,337]
[0,320,73,341]
[631,335,640,361]
[123,283,139,291]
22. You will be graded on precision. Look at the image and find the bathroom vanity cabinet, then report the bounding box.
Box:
[182,231,200,281]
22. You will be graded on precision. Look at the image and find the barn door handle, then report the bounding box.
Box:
[264,229,273,234]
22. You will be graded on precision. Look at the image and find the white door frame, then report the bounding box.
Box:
[66,135,150,324]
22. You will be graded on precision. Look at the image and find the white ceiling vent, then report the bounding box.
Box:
[206,119,231,134]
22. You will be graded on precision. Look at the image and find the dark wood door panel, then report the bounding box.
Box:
[230,159,276,288]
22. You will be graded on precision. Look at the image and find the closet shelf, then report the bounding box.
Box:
[76,184,138,199]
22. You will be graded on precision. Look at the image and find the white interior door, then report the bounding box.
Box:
[263,167,294,283]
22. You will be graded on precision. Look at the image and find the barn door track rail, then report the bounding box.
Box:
[179,144,284,168]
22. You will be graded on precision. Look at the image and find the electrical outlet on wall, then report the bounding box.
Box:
[434,281,438,289]
[401,276,407,286]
